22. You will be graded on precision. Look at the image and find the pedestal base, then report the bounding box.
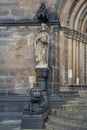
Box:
[21,110,49,129]
[35,67,49,91]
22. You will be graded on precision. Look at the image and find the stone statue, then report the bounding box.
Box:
[23,87,49,115]
[35,23,49,67]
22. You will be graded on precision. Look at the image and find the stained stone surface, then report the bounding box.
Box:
[0,26,56,93]
[0,25,59,95]
[0,26,58,94]
[0,26,37,94]
[0,0,57,19]
[0,0,59,95]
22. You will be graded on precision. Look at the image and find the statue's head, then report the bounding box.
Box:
[41,23,46,30]
[30,87,42,102]
[41,23,48,31]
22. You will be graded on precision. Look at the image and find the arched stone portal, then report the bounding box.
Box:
[58,0,87,86]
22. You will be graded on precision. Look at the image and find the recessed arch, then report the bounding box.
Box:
[74,4,87,32]
[81,14,87,33]
[59,0,74,26]
[69,0,86,30]
[58,0,87,85]
[59,0,87,30]
[78,8,87,32]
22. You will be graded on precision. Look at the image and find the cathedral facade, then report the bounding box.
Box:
[0,0,87,95]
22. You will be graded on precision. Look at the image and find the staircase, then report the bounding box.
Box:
[45,86,87,130]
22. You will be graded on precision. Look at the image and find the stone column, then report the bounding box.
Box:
[84,43,87,84]
[78,41,80,84]
[79,41,82,84]
[59,30,65,85]
[64,37,68,85]
[86,44,87,84]
[76,40,79,85]
[51,26,59,90]
[49,26,61,108]
[81,42,84,84]
[72,39,76,84]
[68,38,73,85]
[48,26,57,92]
[59,30,68,86]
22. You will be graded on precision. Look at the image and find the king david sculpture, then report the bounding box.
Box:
[21,2,61,129]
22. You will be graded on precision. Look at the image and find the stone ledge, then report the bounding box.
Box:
[45,121,87,130]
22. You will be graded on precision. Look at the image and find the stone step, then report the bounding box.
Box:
[75,97,87,101]
[52,108,87,115]
[67,100,87,106]
[48,114,87,128]
[45,121,87,130]
[21,129,45,130]
[51,109,87,119]
[62,104,87,112]
[59,90,78,97]
[45,95,87,130]
[14,127,46,130]
[59,86,87,97]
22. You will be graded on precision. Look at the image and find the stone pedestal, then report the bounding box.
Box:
[35,67,49,92]
[21,111,49,129]
[35,67,61,109]
[21,67,49,129]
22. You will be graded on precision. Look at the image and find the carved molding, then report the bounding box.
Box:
[62,27,87,44]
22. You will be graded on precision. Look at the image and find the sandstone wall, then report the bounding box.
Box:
[0,0,58,94]
[0,0,57,19]
[0,26,38,94]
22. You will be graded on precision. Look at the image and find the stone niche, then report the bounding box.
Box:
[0,26,37,95]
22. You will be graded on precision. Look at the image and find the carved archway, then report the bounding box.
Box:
[57,0,87,85]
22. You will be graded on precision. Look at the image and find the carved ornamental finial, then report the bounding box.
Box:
[37,3,49,23]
